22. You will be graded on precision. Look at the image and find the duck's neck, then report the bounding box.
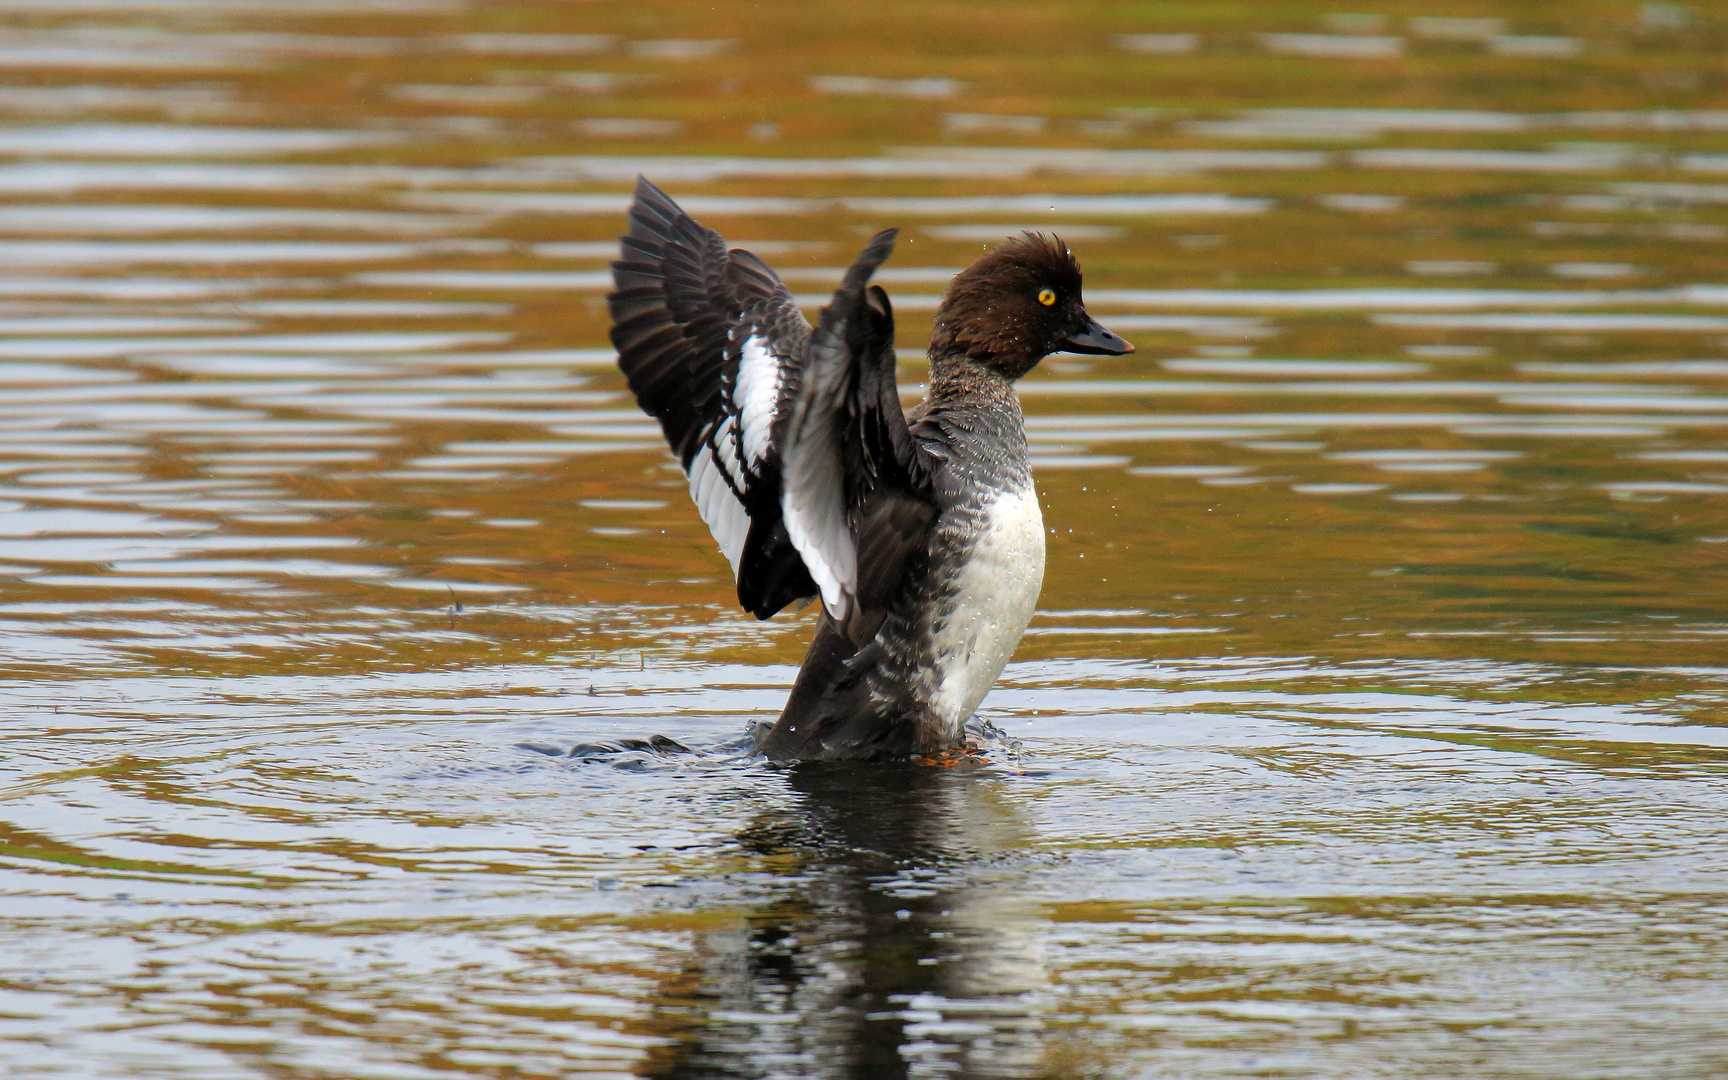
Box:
[922,352,1032,448]
[927,351,1008,402]
[920,351,1032,480]
[927,347,1038,395]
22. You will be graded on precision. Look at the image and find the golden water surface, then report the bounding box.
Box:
[1,1,1726,1076]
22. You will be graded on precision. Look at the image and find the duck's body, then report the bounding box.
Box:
[608,178,1130,760]
[771,374,1046,759]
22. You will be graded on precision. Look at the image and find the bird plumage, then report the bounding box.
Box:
[607,177,1130,760]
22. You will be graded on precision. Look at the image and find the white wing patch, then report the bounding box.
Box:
[686,432,749,574]
[781,449,852,618]
[780,338,857,621]
[735,333,783,470]
[679,333,791,586]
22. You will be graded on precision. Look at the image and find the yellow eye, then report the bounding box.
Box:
[1038,287,1056,306]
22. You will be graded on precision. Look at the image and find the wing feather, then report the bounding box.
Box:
[607,177,816,617]
[609,178,935,631]
[780,230,937,634]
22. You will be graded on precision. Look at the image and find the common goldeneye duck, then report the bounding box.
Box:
[608,177,1132,761]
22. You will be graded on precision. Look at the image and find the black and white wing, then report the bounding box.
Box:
[782,229,938,641]
[607,177,816,618]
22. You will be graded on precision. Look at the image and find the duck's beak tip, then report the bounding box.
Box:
[1060,314,1134,356]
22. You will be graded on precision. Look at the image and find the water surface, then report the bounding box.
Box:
[1,1,1726,1077]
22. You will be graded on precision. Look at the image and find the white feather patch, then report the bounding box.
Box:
[686,441,748,574]
[780,342,856,621]
[736,334,783,469]
[929,484,1045,739]
[781,492,850,618]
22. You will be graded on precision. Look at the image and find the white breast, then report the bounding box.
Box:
[927,484,1046,739]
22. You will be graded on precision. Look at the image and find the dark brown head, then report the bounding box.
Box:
[928,232,1133,378]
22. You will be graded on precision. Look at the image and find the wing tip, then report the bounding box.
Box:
[841,230,897,292]
[622,175,696,249]
[631,174,672,212]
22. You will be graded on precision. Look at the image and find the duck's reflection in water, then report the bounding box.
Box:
[651,763,1048,1079]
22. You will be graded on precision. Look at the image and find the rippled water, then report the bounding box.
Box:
[2,2,1726,1077]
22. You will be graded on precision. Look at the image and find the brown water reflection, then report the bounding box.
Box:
[1,0,1726,1077]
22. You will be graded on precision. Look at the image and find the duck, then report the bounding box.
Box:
[608,177,1132,761]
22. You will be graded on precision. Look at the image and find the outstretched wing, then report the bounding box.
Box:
[781,229,938,641]
[607,176,816,618]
